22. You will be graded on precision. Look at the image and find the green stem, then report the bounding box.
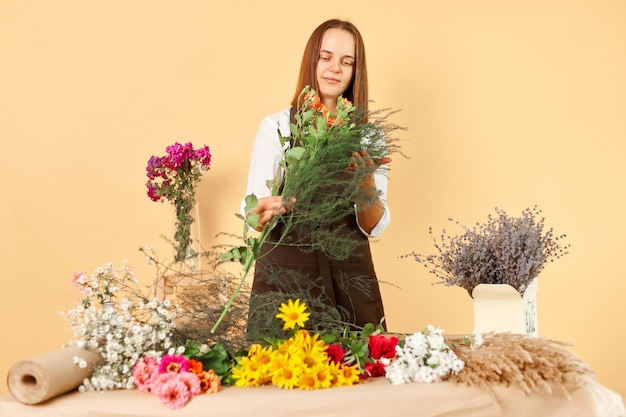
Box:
[210,254,254,333]
[210,221,274,334]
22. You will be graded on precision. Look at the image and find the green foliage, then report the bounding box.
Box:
[274,87,402,260]
[322,322,384,370]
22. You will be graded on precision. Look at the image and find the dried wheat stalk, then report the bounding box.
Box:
[447,333,594,395]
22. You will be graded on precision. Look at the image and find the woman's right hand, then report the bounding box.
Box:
[252,196,295,231]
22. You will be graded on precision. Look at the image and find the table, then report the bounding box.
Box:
[1,376,624,417]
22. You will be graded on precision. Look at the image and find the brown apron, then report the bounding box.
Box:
[250,211,386,332]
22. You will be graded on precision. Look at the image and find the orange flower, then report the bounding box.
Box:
[303,92,328,116]
[187,359,204,375]
[326,115,344,128]
[197,369,221,394]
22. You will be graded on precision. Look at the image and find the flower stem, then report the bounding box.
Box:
[210,220,274,334]
[210,254,254,334]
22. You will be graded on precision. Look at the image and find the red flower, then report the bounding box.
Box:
[364,361,387,378]
[325,344,346,364]
[368,334,399,360]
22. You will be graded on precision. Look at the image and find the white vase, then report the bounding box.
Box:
[471,278,538,336]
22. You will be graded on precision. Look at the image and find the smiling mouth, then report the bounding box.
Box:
[324,77,340,83]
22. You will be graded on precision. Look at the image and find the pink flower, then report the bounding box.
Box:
[72,272,93,297]
[159,354,190,374]
[156,375,192,410]
[325,344,346,364]
[194,146,212,167]
[176,372,201,396]
[146,185,160,202]
[72,272,88,286]
[132,356,160,392]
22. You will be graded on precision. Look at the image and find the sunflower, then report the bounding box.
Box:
[276,299,310,330]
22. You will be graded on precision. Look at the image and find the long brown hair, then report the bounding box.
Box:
[290,19,368,111]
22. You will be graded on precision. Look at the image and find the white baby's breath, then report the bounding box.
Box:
[62,261,180,391]
[385,325,464,385]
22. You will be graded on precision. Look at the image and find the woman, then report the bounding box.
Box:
[243,19,391,337]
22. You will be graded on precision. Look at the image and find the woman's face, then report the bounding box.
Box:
[316,28,355,111]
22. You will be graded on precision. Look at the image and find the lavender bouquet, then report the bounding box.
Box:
[409,206,570,295]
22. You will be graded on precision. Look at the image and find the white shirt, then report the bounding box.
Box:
[243,107,390,237]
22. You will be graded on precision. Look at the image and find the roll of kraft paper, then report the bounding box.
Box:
[7,345,103,404]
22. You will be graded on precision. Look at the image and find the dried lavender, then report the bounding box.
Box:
[409,206,570,295]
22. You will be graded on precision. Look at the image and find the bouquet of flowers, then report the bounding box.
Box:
[274,86,392,257]
[216,86,401,333]
[146,142,211,264]
[71,261,134,307]
[232,299,385,389]
[62,261,179,391]
[409,206,570,295]
[232,299,464,388]
[132,352,221,409]
[384,325,465,384]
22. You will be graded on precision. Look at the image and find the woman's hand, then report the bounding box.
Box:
[348,150,392,176]
[348,150,391,234]
[348,150,392,191]
[252,196,295,231]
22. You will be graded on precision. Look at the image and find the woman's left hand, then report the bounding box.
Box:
[348,150,391,233]
[348,150,392,174]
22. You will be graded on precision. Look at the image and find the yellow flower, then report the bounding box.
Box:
[232,356,261,387]
[327,361,342,387]
[300,340,329,369]
[251,344,275,385]
[297,369,321,390]
[270,353,304,389]
[335,363,361,387]
[276,299,310,330]
[314,364,333,389]
[232,344,277,387]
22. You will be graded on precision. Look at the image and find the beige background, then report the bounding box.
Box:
[1,0,624,398]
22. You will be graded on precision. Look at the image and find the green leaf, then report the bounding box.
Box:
[192,344,231,377]
[244,194,258,215]
[316,115,327,133]
[302,109,315,125]
[350,340,369,358]
[362,322,376,338]
[246,214,260,230]
[285,146,306,162]
[220,246,249,265]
